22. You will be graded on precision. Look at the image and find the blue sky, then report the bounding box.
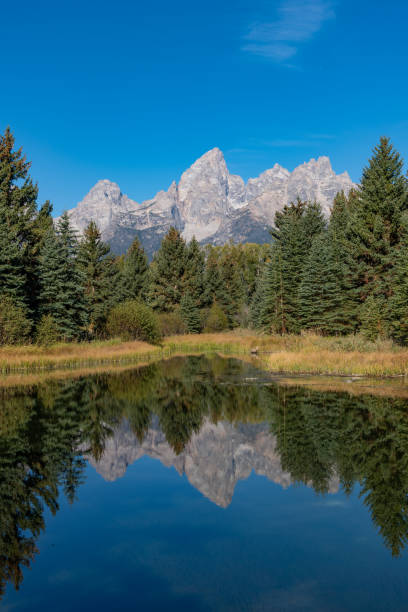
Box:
[1,0,407,215]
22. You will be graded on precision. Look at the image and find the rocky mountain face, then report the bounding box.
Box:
[87,417,339,507]
[64,149,355,257]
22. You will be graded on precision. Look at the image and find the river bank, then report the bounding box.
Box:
[0,332,407,378]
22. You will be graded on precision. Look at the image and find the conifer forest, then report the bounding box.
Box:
[1,127,408,346]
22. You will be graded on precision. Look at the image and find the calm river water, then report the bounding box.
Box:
[1,355,408,611]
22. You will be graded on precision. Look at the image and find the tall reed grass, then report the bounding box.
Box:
[0,331,407,378]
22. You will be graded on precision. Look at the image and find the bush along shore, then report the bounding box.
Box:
[0,333,408,378]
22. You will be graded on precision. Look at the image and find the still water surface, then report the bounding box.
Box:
[1,355,408,611]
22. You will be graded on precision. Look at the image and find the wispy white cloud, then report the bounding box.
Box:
[242,0,335,63]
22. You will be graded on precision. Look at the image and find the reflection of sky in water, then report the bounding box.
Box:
[3,457,408,612]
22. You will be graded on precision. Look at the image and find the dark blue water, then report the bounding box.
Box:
[1,356,408,611]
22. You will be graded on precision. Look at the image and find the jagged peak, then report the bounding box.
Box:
[201,146,223,158]
[303,155,331,168]
[65,148,355,256]
[255,163,290,179]
[92,178,120,188]
[189,147,226,168]
[84,179,121,197]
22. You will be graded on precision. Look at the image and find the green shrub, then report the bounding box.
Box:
[235,304,250,329]
[0,296,32,345]
[106,300,161,344]
[203,302,229,333]
[36,314,59,346]
[157,310,187,336]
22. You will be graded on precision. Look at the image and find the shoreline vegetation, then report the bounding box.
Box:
[1,332,408,382]
[2,129,408,390]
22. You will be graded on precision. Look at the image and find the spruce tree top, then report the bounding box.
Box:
[348,138,408,299]
[0,127,38,234]
[358,137,408,240]
[148,226,187,310]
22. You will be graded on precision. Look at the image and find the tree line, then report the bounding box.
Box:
[251,137,408,342]
[0,125,268,344]
[1,127,408,344]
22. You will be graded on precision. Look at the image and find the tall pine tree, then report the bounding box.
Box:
[180,292,201,333]
[299,193,357,335]
[347,137,408,302]
[78,221,120,337]
[39,214,88,340]
[0,127,51,315]
[121,236,149,301]
[183,237,205,306]
[387,215,408,344]
[0,222,26,306]
[203,245,223,307]
[217,246,244,327]
[251,251,278,331]
[148,227,187,311]
[257,200,325,333]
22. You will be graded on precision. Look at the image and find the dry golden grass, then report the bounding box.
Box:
[0,331,407,397]
[0,360,157,388]
[165,332,408,377]
[163,332,256,351]
[0,339,158,373]
[263,348,408,377]
[277,376,408,399]
[0,331,407,380]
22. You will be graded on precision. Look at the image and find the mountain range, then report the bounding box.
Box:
[88,417,339,508]
[64,148,355,258]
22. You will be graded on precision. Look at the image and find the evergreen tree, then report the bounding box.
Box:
[0,296,31,344]
[0,127,49,314]
[180,292,201,333]
[148,227,187,311]
[252,253,279,331]
[257,200,325,333]
[249,274,265,329]
[217,247,244,327]
[298,232,330,332]
[121,236,149,300]
[360,295,387,341]
[299,196,357,335]
[0,222,26,306]
[38,214,88,341]
[183,237,205,306]
[240,243,270,303]
[326,191,359,330]
[388,217,408,344]
[26,200,54,316]
[347,137,408,303]
[205,243,268,315]
[0,127,38,244]
[203,245,223,307]
[78,221,120,336]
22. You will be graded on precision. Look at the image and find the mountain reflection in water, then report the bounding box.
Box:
[1,354,408,600]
